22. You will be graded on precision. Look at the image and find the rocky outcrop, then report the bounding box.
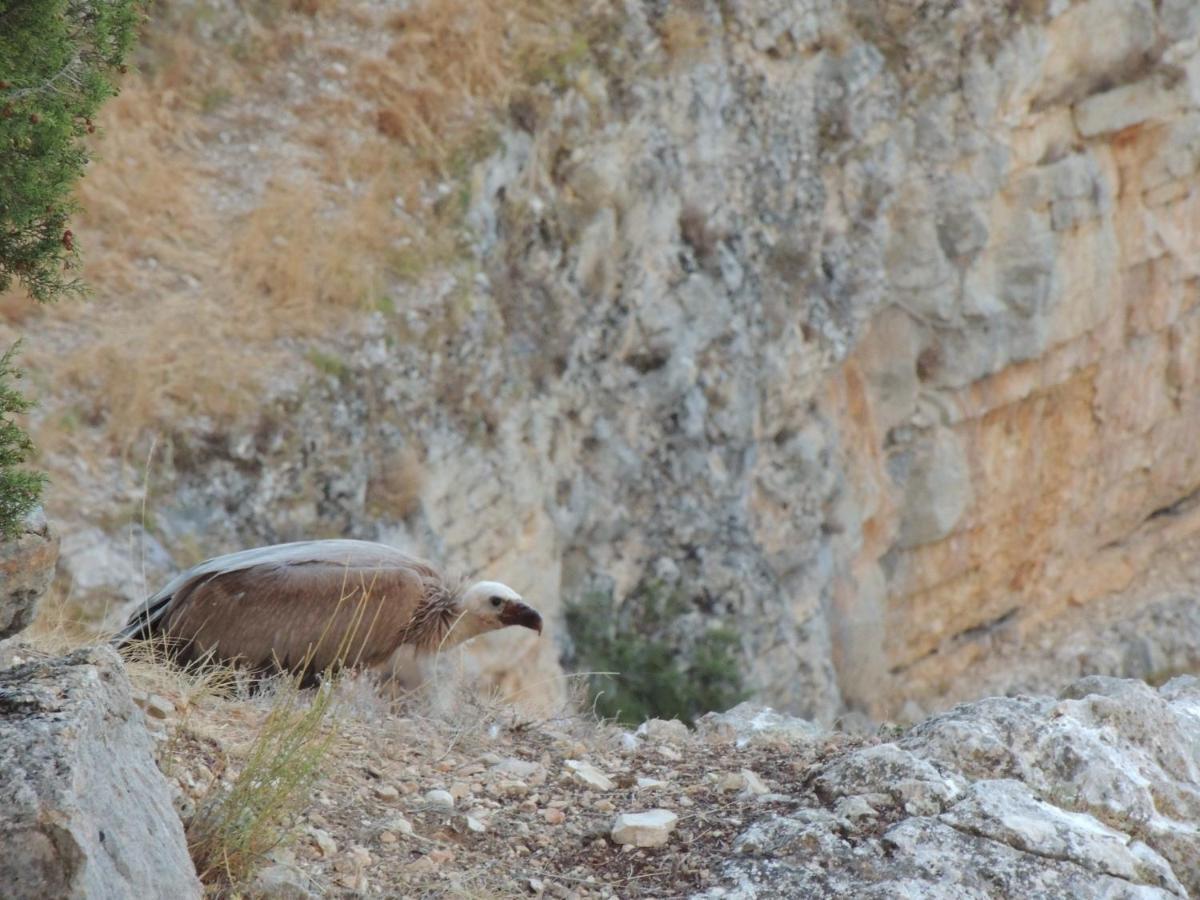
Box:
[0,509,58,639]
[55,0,1200,721]
[0,646,201,900]
[706,676,1200,898]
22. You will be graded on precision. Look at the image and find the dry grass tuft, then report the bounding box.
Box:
[373,0,570,161]
[9,0,625,541]
[230,175,390,319]
[186,675,339,887]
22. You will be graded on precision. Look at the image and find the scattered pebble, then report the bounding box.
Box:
[492,757,542,779]
[374,784,400,801]
[383,815,413,836]
[740,769,769,796]
[405,856,436,875]
[253,863,314,899]
[495,779,530,798]
[611,810,679,847]
[308,828,337,858]
[564,760,615,791]
[425,789,455,809]
[637,719,690,744]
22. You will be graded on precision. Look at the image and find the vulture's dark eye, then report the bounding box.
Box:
[490,596,504,608]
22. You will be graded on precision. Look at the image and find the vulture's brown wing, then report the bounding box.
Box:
[114,540,439,678]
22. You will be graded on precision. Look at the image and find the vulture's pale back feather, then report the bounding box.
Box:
[115,540,450,679]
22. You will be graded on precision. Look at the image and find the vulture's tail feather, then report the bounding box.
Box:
[111,593,175,648]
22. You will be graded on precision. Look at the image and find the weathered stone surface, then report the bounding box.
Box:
[49,0,1200,724]
[704,676,1200,898]
[636,718,691,745]
[695,702,826,749]
[0,646,201,900]
[252,863,316,900]
[611,809,678,848]
[564,759,615,791]
[0,509,58,640]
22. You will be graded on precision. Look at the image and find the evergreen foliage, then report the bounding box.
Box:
[0,344,46,539]
[0,0,143,302]
[566,581,746,726]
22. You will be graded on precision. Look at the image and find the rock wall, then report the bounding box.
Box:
[702,675,1200,898]
[0,510,57,639]
[0,647,201,900]
[70,0,1200,721]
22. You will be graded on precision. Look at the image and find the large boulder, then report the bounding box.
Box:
[0,509,58,639]
[0,646,201,900]
[706,676,1200,898]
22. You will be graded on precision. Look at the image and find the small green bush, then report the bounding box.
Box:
[0,0,144,302]
[565,581,746,726]
[0,343,45,539]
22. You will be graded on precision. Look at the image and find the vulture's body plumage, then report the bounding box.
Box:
[113,540,541,683]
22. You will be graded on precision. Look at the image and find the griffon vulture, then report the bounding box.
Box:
[113,539,542,684]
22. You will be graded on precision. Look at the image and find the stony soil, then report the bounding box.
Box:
[135,668,864,899]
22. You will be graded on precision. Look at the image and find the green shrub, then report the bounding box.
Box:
[0,344,45,538]
[0,0,144,302]
[565,581,746,726]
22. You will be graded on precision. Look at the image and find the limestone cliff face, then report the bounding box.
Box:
[83,0,1200,721]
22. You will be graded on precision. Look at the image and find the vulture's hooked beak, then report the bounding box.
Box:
[500,600,543,635]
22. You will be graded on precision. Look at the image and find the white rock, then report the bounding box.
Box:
[565,760,615,791]
[383,815,413,836]
[696,703,825,749]
[0,648,201,898]
[636,718,690,744]
[308,827,337,857]
[611,810,679,847]
[495,779,530,797]
[491,757,541,779]
[424,789,455,809]
[740,769,769,796]
[253,863,315,899]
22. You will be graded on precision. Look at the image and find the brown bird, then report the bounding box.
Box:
[113,539,543,684]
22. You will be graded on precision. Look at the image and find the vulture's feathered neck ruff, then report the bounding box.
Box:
[400,573,470,651]
[112,539,543,684]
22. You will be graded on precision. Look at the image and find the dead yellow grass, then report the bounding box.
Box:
[9,0,618,524]
[231,176,388,316]
[187,676,339,887]
[372,0,575,161]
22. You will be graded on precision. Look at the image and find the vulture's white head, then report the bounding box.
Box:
[456,580,543,638]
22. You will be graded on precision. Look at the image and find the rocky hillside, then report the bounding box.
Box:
[127,669,1200,899]
[5,620,1200,898]
[4,518,1200,897]
[3,0,1200,723]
